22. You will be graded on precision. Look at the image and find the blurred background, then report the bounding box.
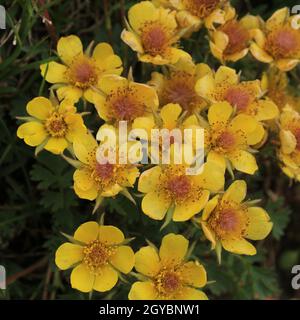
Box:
[0,0,299,299]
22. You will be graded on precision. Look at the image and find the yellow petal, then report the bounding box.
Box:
[200,221,216,248]
[221,238,256,255]
[55,243,83,270]
[93,93,109,120]
[101,184,123,197]
[207,151,226,172]
[26,97,53,120]
[276,59,299,72]
[130,82,159,111]
[128,281,158,300]
[74,183,98,201]
[247,122,265,146]
[202,195,220,221]
[70,263,94,292]
[98,225,124,245]
[255,100,279,121]
[208,102,233,126]
[93,265,118,292]
[92,42,114,60]
[245,207,273,240]
[96,54,123,75]
[173,190,210,222]
[230,114,257,134]
[57,35,83,66]
[266,7,289,31]
[40,62,67,83]
[250,43,273,63]
[195,73,215,99]
[229,150,258,175]
[74,221,99,244]
[44,137,68,154]
[121,30,144,53]
[57,86,83,103]
[251,28,266,48]
[176,287,208,300]
[98,74,128,95]
[222,180,247,204]
[110,246,135,274]
[73,169,93,191]
[181,262,207,288]
[160,103,182,129]
[17,122,47,146]
[128,1,158,32]
[138,166,162,193]
[195,162,225,193]
[215,66,238,85]
[73,133,97,164]
[169,48,192,64]
[141,191,170,220]
[135,246,160,277]
[159,233,189,265]
[213,30,229,51]
[226,48,249,62]
[280,130,297,154]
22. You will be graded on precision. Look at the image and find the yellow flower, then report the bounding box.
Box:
[40,35,122,103]
[93,74,158,123]
[55,221,135,293]
[129,233,208,300]
[121,1,191,65]
[250,8,300,71]
[72,133,139,201]
[203,102,264,175]
[200,180,273,256]
[17,97,86,155]
[278,106,300,181]
[138,161,224,222]
[170,0,235,34]
[148,58,208,114]
[209,15,259,63]
[195,65,279,122]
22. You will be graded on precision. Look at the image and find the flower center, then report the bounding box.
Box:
[107,88,146,121]
[155,268,183,298]
[141,22,171,56]
[68,56,98,89]
[166,175,192,201]
[163,71,204,113]
[208,204,248,239]
[94,162,115,180]
[183,0,220,18]
[225,87,251,112]
[44,112,68,138]
[266,27,300,59]
[83,240,115,273]
[215,131,236,151]
[220,20,250,55]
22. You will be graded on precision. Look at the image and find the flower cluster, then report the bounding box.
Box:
[16,1,300,299]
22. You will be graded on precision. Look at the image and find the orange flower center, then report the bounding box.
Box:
[68,56,98,89]
[266,27,300,59]
[208,203,248,239]
[166,175,192,200]
[155,267,183,298]
[94,162,115,180]
[183,0,220,18]
[225,87,251,112]
[83,240,115,273]
[162,71,206,113]
[141,22,172,56]
[44,112,68,138]
[216,131,236,151]
[107,88,146,121]
[220,20,250,55]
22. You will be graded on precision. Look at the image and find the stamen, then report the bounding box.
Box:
[44,112,68,138]
[183,0,220,19]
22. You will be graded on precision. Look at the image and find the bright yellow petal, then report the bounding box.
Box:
[138,166,162,193]
[44,137,68,154]
[160,103,182,129]
[57,35,83,66]
[247,122,265,145]
[26,97,53,120]
[73,169,93,191]
[202,195,220,221]
[121,30,144,53]
[40,62,67,83]
[176,287,208,300]
[250,43,274,63]
[195,73,215,100]
[93,265,118,292]
[55,243,83,270]
[98,225,124,245]
[70,263,94,292]
[17,122,47,146]
[74,182,98,201]
[229,150,258,175]
[245,207,273,240]
[159,233,189,265]
[195,162,225,193]
[73,133,97,164]
[230,114,257,134]
[96,54,123,75]
[207,151,226,172]
[110,246,135,274]
[57,86,83,103]
[221,238,256,255]
[280,130,297,154]
[222,180,247,204]
[98,74,128,95]
[128,281,158,300]
[128,1,158,32]
[276,59,299,72]
[215,66,238,85]
[208,102,233,126]
[181,262,207,288]
[141,191,170,220]
[74,221,99,244]
[255,100,279,121]
[135,246,160,277]
[92,42,114,60]
[200,221,216,248]
[266,7,289,31]
[131,82,159,111]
